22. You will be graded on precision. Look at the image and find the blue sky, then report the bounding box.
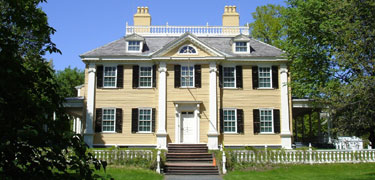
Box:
[41,0,286,71]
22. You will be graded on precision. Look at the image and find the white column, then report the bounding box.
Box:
[156,62,167,149]
[208,62,219,150]
[280,64,292,149]
[84,63,96,147]
[76,117,82,135]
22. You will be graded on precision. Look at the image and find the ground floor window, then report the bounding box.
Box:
[223,109,237,133]
[260,109,273,133]
[138,108,152,132]
[102,108,115,132]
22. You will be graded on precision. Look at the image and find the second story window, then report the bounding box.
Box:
[181,66,194,87]
[128,41,141,52]
[103,66,117,88]
[139,66,152,88]
[223,67,236,88]
[179,45,197,54]
[235,42,248,52]
[259,67,271,88]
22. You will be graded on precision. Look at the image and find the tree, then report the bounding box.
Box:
[0,0,103,178]
[285,0,375,145]
[56,67,85,98]
[249,4,286,49]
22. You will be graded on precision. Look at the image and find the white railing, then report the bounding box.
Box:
[229,149,375,164]
[125,24,249,36]
[92,150,154,164]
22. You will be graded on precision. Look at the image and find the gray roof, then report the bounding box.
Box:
[81,34,284,58]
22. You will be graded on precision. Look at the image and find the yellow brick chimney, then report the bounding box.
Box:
[133,6,151,26]
[222,5,239,27]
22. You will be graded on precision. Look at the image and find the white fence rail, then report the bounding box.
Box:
[92,150,154,164]
[126,25,250,36]
[229,149,375,164]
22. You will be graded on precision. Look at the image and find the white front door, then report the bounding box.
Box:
[181,112,196,143]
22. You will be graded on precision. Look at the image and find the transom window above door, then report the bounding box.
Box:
[179,45,197,54]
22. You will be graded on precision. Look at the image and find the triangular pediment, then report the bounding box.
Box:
[152,32,224,57]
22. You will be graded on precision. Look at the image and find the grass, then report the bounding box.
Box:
[224,163,375,180]
[96,166,163,180]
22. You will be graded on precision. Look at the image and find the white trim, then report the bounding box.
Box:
[101,108,116,133]
[157,62,167,149]
[280,64,292,149]
[138,65,153,88]
[259,108,274,134]
[126,40,143,53]
[102,65,117,88]
[138,107,153,133]
[177,44,198,55]
[222,108,237,134]
[222,66,237,88]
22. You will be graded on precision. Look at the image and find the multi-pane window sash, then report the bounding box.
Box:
[235,42,247,52]
[223,67,236,88]
[260,109,273,133]
[179,45,196,54]
[102,109,115,132]
[181,66,194,87]
[138,108,152,132]
[259,67,272,88]
[139,66,152,87]
[128,41,140,51]
[103,66,117,87]
[223,109,237,133]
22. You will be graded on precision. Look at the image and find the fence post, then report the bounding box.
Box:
[156,149,161,174]
[221,145,227,174]
[309,143,313,165]
[265,145,268,163]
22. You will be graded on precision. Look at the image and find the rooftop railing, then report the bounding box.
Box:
[125,23,250,36]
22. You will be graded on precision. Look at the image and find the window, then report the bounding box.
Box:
[235,42,248,52]
[139,66,152,87]
[181,66,194,87]
[103,66,117,88]
[259,67,271,88]
[260,109,273,133]
[138,108,152,132]
[128,41,141,52]
[179,45,197,54]
[102,108,115,132]
[223,109,237,133]
[223,67,236,88]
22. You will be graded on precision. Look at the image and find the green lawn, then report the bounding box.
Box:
[224,163,375,180]
[96,166,163,180]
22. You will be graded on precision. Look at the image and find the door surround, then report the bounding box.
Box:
[174,101,201,144]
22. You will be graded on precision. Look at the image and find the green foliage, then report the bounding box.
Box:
[55,66,84,98]
[249,4,286,49]
[0,0,103,179]
[96,166,163,180]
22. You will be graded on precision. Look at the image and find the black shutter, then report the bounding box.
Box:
[174,65,181,88]
[253,109,260,134]
[252,66,258,89]
[95,108,102,133]
[236,66,243,88]
[195,65,201,88]
[219,65,223,88]
[152,65,157,88]
[116,108,123,133]
[272,66,279,89]
[237,109,244,134]
[274,109,280,134]
[117,65,123,88]
[152,108,156,132]
[220,109,224,133]
[132,65,139,89]
[131,108,138,133]
[97,66,103,88]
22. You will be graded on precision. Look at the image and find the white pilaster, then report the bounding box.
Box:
[84,63,96,147]
[280,64,292,149]
[157,62,167,149]
[208,62,219,150]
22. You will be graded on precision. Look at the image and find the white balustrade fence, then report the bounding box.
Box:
[229,149,375,164]
[92,150,154,164]
[126,25,250,36]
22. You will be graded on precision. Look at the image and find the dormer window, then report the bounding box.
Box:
[232,34,251,54]
[179,45,197,54]
[235,42,247,52]
[128,41,141,52]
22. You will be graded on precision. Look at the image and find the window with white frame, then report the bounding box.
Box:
[103,66,117,88]
[128,41,141,52]
[235,42,248,52]
[260,109,273,133]
[139,66,152,87]
[223,67,236,88]
[259,67,272,88]
[179,45,197,54]
[223,109,237,133]
[181,66,194,87]
[138,108,152,132]
[102,108,115,132]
